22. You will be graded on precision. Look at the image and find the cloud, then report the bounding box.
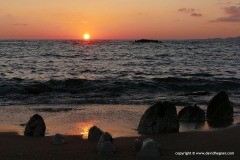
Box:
[191,13,202,17]
[210,5,240,22]
[178,8,202,17]
[224,6,240,16]
[13,23,28,26]
[178,8,195,13]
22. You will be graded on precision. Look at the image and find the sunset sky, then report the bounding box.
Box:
[0,0,240,40]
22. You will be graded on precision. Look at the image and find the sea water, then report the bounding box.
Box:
[0,39,239,106]
[0,39,240,135]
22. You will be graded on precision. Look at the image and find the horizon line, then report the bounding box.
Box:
[0,36,239,41]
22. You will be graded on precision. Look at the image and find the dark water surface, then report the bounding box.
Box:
[0,39,240,106]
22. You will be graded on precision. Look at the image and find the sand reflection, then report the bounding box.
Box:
[76,120,98,139]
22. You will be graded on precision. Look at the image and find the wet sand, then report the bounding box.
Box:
[0,125,239,160]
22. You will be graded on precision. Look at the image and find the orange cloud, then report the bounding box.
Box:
[178,8,202,17]
[13,23,28,26]
[210,5,240,22]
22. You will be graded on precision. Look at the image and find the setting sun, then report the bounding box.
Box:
[83,34,90,40]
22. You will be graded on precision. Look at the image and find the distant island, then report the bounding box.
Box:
[207,36,240,40]
[134,39,162,43]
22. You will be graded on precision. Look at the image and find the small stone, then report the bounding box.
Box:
[98,132,113,143]
[88,126,104,141]
[97,141,116,155]
[133,139,142,153]
[97,132,116,155]
[137,138,159,158]
[52,133,65,145]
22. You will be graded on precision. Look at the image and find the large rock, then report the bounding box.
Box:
[88,126,104,141]
[97,132,116,155]
[138,101,179,134]
[207,91,233,120]
[137,138,159,158]
[24,114,46,136]
[178,105,205,122]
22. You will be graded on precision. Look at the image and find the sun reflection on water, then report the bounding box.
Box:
[76,120,98,139]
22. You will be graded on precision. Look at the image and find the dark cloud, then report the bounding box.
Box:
[210,5,240,22]
[13,23,28,26]
[191,13,202,17]
[224,6,240,16]
[178,8,202,17]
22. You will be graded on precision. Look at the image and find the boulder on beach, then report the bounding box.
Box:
[137,101,179,134]
[88,126,104,141]
[24,114,46,136]
[207,91,233,120]
[178,105,205,122]
[52,133,65,145]
[97,132,116,155]
[137,138,159,158]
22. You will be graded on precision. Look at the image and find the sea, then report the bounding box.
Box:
[0,39,240,135]
[0,39,240,106]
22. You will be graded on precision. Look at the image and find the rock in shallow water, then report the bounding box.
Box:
[137,138,159,158]
[138,101,179,134]
[24,114,46,137]
[88,126,104,141]
[178,105,205,122]
[207,91,233,120]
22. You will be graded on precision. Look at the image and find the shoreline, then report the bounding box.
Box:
[0,125,239,160]
[0,104,240,137]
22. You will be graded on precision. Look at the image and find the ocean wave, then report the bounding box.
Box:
[0,77,239,106]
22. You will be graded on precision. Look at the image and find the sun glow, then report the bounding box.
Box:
[83,33,90,40]
[77,120,97,139]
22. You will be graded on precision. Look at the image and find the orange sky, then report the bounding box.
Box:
[0,0,240,39]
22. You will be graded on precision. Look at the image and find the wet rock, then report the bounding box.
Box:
[137,138,159,158]
[24,114,46,136]
[207,91,233,120]
[138,101,179,134]
[97,132,116,155]
[52,133,65,144]
[178,105,205,122]
[88,126,104,141]
[133,139,142,153]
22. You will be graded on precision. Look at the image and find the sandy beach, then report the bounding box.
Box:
[0,124,239,160]
[0,104,240,159]
[1,1,240,158]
